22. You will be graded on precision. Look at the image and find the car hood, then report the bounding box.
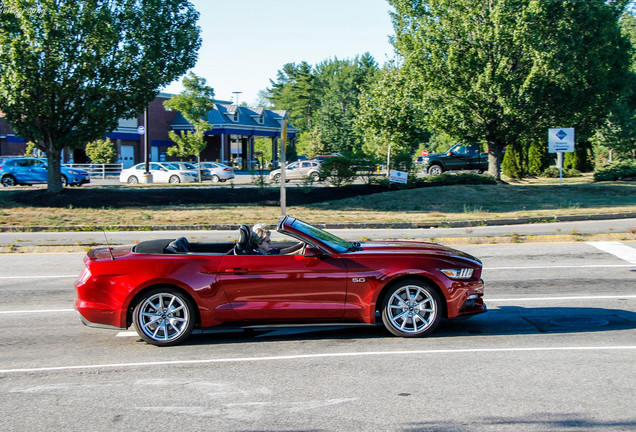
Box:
[358,241,481,264]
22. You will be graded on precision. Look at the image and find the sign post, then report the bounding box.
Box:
[280,119,287,216]
[548,128,574,186]
[138,113,152,184]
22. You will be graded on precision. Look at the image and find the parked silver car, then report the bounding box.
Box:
[269,160,321,183]
[195,162,235,183]
[170,162,211,181]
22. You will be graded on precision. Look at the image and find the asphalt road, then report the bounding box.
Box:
[0,241,635,431]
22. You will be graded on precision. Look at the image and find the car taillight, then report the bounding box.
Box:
[77,267,91,284]
[223,168,230,171]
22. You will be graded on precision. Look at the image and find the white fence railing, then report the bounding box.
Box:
[66,163,123,179]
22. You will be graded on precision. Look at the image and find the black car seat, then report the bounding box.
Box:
[164,237,191,254]
[230,225,254,255]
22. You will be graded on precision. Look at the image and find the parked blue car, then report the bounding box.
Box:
[0,157,90,187]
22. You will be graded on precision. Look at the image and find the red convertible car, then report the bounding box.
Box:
[75,216,486,346]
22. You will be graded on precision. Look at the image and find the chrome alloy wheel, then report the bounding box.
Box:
[133,290,194,346]
[382,281,440,337]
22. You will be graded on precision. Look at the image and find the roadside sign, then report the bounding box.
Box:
[137,126,145,135]
[422,150,429,156]
[548,128,574,153]
[389,170,408,184]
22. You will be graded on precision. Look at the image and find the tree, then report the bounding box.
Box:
[0,0,201,192]
[356,66,426,169]
[163,73,215,182]
[389,0,633,181]
[85,138,116,164]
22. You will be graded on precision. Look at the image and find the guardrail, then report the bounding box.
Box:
[66,163,123,179]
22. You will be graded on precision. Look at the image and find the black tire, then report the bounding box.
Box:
[60,176,68,187]
[272,173,281,183]
[1,175,17,187]
[132,287,196,346]
[428,165,443,176]
[381,280,441,338]
[127,176,139,184]
[211,174,220,183]
[169,175,181,184]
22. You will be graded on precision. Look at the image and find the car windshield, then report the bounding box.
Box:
[290,219,353,253]
[163,163,179,170]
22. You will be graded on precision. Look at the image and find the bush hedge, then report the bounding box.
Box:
[593,160,636,181]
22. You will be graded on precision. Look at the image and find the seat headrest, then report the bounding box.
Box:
[165,237,191,254]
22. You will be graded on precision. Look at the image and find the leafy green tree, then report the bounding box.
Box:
[295,127,327,158]
[85,138,116,164]
[268,62,317,131]
[356,66,426,169]
[389,0,633,181]
[0,0,201,192]
[163,73,215,182]
[314,54,380,154]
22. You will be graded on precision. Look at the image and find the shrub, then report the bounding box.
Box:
[502,144,526,179]
[593,160,636,181]
[423,172,497,185]
[540,167,582,178]
[319,156,357,187]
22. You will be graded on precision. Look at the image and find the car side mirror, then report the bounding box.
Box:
[304,245,323,257]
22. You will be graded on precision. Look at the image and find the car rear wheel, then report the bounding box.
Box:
[309,172,320,182]
[1,175,17,187]
[211,174,220,183]
[169,175,181,184]
[428,165,443,176]
[381,280,441,337]
[127,176,139,184]
[133,287,196,346]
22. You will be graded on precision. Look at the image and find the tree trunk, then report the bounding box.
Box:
[46,145,63,193]
[487,142,506,182]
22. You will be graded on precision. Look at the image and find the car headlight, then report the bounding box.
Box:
[440,268,474,280]
[423,158,429,163]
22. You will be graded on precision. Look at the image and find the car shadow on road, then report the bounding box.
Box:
[180,305,636,346]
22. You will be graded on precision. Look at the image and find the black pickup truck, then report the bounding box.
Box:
[420,144,488,175]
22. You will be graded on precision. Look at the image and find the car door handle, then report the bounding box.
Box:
[225,268,250,274]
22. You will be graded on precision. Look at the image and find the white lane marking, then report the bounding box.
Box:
[1,346,634,375]
[587,241,636,265]
[484,264,633,270]
[0,275,77,279]
[487,295,636,302]
[0,309,74,314]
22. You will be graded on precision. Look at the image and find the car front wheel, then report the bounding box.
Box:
[272,173,281,183]
[127,176,139,184]
[428,165,443,176]
[381,280,441,337]
[1,175,17,187]
[309,172,320,182]
[133,287,196,346]
[61,176,68,187]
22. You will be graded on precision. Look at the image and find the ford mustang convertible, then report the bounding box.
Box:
[75,216,486,346]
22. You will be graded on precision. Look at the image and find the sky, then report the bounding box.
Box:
[161,0,397,106]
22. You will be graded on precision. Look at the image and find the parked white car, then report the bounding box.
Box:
[195,162,235,183]
[119,163,198,184]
